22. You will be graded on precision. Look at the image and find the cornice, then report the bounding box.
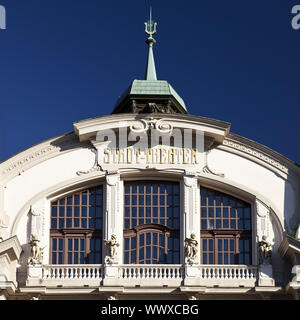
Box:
[221,133,300,177]
[0,235,22,261]
[0,132,89,182]
[1,114,299,185]
[73,113,231,143]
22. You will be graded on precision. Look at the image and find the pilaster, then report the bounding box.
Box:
[104,172,122,264]
[183,174,200,263]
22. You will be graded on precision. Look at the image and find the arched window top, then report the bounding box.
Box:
[124,181,180,264]
[200,186,252,265]
[124,181,180,230]
[200,187,251,231]
[50,186,103,265]
[51,186,103,230]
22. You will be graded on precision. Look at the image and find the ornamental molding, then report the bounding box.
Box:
[129,117,173,134]
[76,148,103,176]
[106,173,120,187]
[202,150,225,178]
[183,176,197,188]
[1,133,85,180]
[256,199,270,218]
[222,139,288,174]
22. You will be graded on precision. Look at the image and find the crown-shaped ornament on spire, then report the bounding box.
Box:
[145,7,157,40]
[144,7,157,80]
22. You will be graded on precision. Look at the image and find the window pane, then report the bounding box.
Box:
[140,234,144,246]
[50,186,103,265]
[209,239,213,251]
[123,182,180,264]
[51,219,57,229]
[202,239,207,251]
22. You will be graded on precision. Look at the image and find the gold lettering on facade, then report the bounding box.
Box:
[102,147,199,165]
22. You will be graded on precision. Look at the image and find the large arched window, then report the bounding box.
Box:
[200,187,252,265]
[123,181,180,264]
[50,186,103,264]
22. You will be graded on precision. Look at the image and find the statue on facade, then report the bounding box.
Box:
[28,234,44,265]
[184,233,198,263]
[258,235,272,264]
[104,234,119,263]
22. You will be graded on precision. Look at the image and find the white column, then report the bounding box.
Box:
[104,172,122,264]
[183,174,200,261]
[183,174,200,285]
[256,199,275,286]
[103,172,122,285]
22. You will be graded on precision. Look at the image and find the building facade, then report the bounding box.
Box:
[1,13,300,300]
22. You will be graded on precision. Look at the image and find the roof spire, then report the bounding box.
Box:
[144,7,157,81]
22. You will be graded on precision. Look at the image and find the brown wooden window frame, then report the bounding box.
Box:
[200,187,252,265]
[123,181,180,264]
[50,186,103,265]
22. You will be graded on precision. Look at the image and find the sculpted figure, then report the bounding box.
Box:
[184,233,198,260]
[28,234,44,264]
[104,234,120,258]
[258,235,272,264]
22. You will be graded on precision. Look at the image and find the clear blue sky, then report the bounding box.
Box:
[0,0,299,164]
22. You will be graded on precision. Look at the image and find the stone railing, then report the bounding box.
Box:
[111,264,184,287]
[40,265,103,286]
[197,265,258,287]
[27,264,258,288]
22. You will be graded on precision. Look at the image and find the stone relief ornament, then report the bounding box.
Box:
[184,233,198,264]
[129,118,173,134]
[28,234,45,265]
[106,173,120,187]
[104,234,120,264]
[0,218,8,242]
[202,150,224,178]
[77,148,102,176]
[258,235,273,264]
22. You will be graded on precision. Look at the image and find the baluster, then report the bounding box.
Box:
[176,267,179,279]
[171,267,174,279]
[91,267,94,279]
[229,267,233,279]
[246,268,250,279]
[157,267,161,279]
[221,267,224,279]
[249,268,253,279]
[231,267,235,279]
[240,268,244,279]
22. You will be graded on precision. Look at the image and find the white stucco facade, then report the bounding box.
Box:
[0,113,300,300]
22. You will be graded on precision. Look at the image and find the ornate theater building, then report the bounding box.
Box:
[0,13,300,300]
